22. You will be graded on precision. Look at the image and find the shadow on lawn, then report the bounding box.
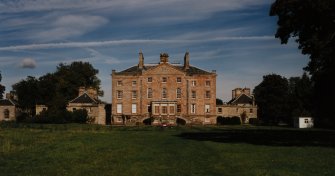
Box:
[176,128,335,147]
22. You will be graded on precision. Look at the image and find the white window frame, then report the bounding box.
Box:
[147,88,153,99]
[117,90,123,99]
[162,88,167,99]
[177,77,182,83]
[205,104,210,113]
[132,90,137,99]
[147,77,152,83]
[117,104,122,114]
[205,91,211,99]
[176,88,181,99]
[191,90,196,99]
[117,80,123,86]
[132,80,137,86]
[205,80,211,87]
[191,104,196,114]
[132,104,137,114]
[191,80,196,86]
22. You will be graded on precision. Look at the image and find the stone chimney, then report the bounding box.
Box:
[243,88,251,96]
[160,53,169,63]
[138,50,144,69]
[87,87,98,100]
[78,86,86,96]
[184,51,190,70]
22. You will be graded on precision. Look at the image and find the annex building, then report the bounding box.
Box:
[112,52,217,125]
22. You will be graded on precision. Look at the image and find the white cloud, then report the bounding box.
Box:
[34,15,108,41]
[19,58,37,68]
[0,36,274,51]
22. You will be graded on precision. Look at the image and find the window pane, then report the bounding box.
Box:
[117,104,122,113]
[132,104,137,113]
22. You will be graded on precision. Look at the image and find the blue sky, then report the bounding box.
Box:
[0,0,309,103]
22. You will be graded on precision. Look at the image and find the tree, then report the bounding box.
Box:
[216,98,223,105]
[287,73,313,118]
[253,74,289,124]
[0,72,5,99]
[270,0,335,128]
[12,76,40,116]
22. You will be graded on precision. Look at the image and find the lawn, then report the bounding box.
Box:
[1,123,335,176]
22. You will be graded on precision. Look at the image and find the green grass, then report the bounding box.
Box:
[1,123,335,176]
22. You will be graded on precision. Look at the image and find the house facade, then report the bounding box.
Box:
[67,87,106,124]
[0,94,20,121]
[217,88,257,123]
[112,52,217,125]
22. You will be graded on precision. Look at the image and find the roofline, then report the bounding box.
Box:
[69,92,98,104]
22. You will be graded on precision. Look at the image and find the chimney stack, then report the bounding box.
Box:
[184,51,190,70]
[160,53,169,63]
[138,50,144,69]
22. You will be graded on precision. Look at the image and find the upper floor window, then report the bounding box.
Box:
[132,90,137,99]
[132,81,137,86]
[117,90,123,99]
[117,80,123,86]
[162,77,167,83]
[218,107,222,113]
[177,104,181,113]
[176,88,181,99]
[205,80,211,86]
[147,88,153,99]
[177,77,182,83]
[191,90,196,99]
[205,91,211,99]
[191,80,196,86]
[162,88,167,99]
[148,77,152,83]
[250,108,253,113]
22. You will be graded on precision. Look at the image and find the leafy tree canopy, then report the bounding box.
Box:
[216,98,224,105]
[270,0,335,128]
[12,62,103,114]
[254,74,289,124]
[0,72,5,99]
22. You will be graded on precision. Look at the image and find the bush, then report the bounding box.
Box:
[217,116,241,125]
[71,109,89,123]
[249,118,259,125]
[29,108,89,124]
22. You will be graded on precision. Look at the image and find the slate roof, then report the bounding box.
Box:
[69,93,98,104]
[0,99,16,106]
[114,64,213,76]
[228,94,253,105]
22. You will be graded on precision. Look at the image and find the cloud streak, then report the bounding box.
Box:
[0,36,274,51]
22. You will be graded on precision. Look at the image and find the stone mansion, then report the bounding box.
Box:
[112,51,217,125]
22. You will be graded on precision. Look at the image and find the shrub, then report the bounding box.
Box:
[249,118,259,125]
[71,109,89,123]
[217,116,241,125]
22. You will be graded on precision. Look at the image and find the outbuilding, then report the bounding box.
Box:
[294,117,314,128]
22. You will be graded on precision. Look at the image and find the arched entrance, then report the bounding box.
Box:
[176,117,186,125]
[142,117,152,125]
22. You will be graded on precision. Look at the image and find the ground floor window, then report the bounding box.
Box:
[132,104,137,114]
[191,104,196,114]
[205,104,210,113]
